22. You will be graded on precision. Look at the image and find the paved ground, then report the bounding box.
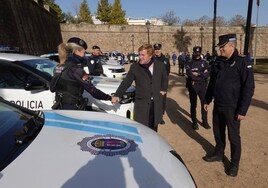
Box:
[125,63,268,187]
[155,65,268,188]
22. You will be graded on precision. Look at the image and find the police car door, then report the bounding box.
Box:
[0,63,54,110]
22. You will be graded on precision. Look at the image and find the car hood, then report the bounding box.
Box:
[0,110,195,188]
[105,59,120,65]
[102,64,124,69]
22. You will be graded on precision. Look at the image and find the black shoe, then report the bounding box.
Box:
[193,123,199,130]
[203,122,211,129]
[160,119,165,125]
[203,154,223,162]
[226,164,239,177]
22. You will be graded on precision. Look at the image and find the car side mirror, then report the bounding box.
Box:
[24,80,48,91]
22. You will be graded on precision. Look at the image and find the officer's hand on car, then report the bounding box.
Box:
[111,96,120,104]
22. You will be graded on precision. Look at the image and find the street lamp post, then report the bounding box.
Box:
[145,20,151,44]
[212,0,217,56]
[200,26,204,49]
[131,34,134,53]
[240,34,243,54]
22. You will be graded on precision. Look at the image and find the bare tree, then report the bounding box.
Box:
[197,16,211,26]
[182,19,196,26]
[160,11,180,25]
[63,12,76,23]
[216,16,228,26]
[228,14,246,26]
[181,14,247,27]
[182,16,212,26]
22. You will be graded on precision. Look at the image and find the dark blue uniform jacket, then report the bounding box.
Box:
[155,53,170,75]
[86,55,104,76]
[186,58,210,82]
[62,54,111,101]
[205,49,255,116]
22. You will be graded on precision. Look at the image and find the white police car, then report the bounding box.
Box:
[0,53,134,118]
[41,53,127,80]
[83,60,127,79]
[0,97,196,188]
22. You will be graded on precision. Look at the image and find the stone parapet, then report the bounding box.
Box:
[61,24,268,58]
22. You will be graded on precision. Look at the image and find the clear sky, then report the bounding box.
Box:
[55,0,268,26]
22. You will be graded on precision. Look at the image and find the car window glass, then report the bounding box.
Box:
[0,64,41,89]
[21,59,56,76]
[0,100,35,170]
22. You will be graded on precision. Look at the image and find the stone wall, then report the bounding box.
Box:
[61,24,268,58]
[1,0,266,58]
[0,0,62,55]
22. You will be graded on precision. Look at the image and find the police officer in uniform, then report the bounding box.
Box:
[154,43,170,124]
[52,37,112,110]
[154,43,170,76]
[86,45,104,76]
[186,46,211,130]
[203,34,255,177]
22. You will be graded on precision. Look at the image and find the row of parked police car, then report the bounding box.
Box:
[0,48,196,187]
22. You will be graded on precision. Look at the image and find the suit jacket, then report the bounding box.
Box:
[115,59,168,126]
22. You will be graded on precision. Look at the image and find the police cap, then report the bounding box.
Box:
[67,37,88,50]
[193,46,202,54]
[92,45,100,50]
[153,43,162,50]
[217,33,237,47]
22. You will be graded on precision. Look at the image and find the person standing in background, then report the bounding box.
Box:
[86,45,104,76]
[203,33,255,177]
[178,52,186,76]
[172,52,177,66]
[186,46,211,130]
[154,43,170,124]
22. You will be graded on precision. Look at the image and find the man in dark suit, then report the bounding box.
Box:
[112,44,168,132]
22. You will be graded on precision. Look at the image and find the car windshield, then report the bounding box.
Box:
[20,59,57,76]
[0,98,44,171]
